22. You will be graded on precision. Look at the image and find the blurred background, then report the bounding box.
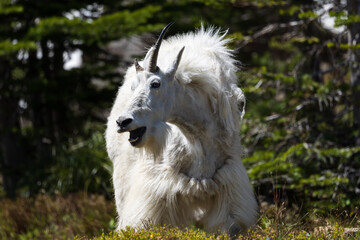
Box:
[0,0,359,238]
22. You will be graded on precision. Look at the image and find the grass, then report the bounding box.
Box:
[89,204,360,240]
[0,193,116,240]
[0,193,359,239]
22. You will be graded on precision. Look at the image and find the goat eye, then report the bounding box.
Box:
[150,81,161,89]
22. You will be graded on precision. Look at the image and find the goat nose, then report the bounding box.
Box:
[116,118,133,129]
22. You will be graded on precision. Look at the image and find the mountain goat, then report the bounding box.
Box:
[105,23,258,235]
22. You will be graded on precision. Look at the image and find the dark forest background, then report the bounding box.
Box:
[0,0,360,238]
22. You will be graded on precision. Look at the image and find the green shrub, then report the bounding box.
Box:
[19,125,113,197]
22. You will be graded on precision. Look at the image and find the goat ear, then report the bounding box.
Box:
[134,59,144,72]
[167,46,185,78]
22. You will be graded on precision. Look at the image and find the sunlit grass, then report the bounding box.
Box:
[0,193,359,239]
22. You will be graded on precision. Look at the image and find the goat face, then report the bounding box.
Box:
[116,23,184,147]
[116,69,176,147]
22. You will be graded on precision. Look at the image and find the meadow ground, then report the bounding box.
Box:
[0,193,359,240]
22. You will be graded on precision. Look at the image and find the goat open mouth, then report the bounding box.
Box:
[128,127,146,146]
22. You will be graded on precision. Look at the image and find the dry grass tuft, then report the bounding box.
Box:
[0,193,116,240]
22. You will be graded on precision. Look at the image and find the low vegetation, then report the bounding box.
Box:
[0,193,116,240]
[1,193,359,240]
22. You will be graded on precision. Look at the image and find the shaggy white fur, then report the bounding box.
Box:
[105,25,258,235]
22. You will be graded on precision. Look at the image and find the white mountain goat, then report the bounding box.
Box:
[105,23,258,235]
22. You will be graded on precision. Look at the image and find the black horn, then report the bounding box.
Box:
[148,22,174,73]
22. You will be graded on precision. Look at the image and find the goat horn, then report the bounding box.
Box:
[134,59,144,72]
[148,22,174,73]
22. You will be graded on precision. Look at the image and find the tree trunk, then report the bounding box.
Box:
[347,0,360,146]
[0,58,26,198]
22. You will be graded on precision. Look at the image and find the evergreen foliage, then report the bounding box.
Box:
[0,0,162,197]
